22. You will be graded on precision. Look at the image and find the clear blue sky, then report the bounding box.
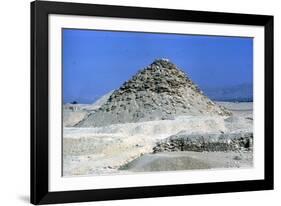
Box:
[63,29,253,103]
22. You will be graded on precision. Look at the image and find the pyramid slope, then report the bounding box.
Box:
[77,59,231,127]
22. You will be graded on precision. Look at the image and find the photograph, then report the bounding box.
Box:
[62,29,254,177]
[30,1,273,204]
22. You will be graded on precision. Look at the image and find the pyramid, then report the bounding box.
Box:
[77,59,231,127]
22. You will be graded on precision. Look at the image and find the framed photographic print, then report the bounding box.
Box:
[31,0,274,204]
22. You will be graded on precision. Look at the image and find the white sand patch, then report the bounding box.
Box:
[64,115,228,140]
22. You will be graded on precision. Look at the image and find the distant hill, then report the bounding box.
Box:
[202,83,253,102]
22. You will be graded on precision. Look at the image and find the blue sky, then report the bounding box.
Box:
[63,29,253,103]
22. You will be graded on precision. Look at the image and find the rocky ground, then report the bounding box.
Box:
[63,102,253,176]
[152,132,253,153]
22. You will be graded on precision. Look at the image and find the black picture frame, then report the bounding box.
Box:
[31,0,274,205]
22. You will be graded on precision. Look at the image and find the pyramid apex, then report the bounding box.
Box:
[154,58,170,63]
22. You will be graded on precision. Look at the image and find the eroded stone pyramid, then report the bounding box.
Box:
[77,59,231,127]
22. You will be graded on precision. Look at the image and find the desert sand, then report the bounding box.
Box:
[63,59,253,176]
[63,102,253,176]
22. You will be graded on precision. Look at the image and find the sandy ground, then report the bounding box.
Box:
[120,151,253,172]
[63,102,253,176]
